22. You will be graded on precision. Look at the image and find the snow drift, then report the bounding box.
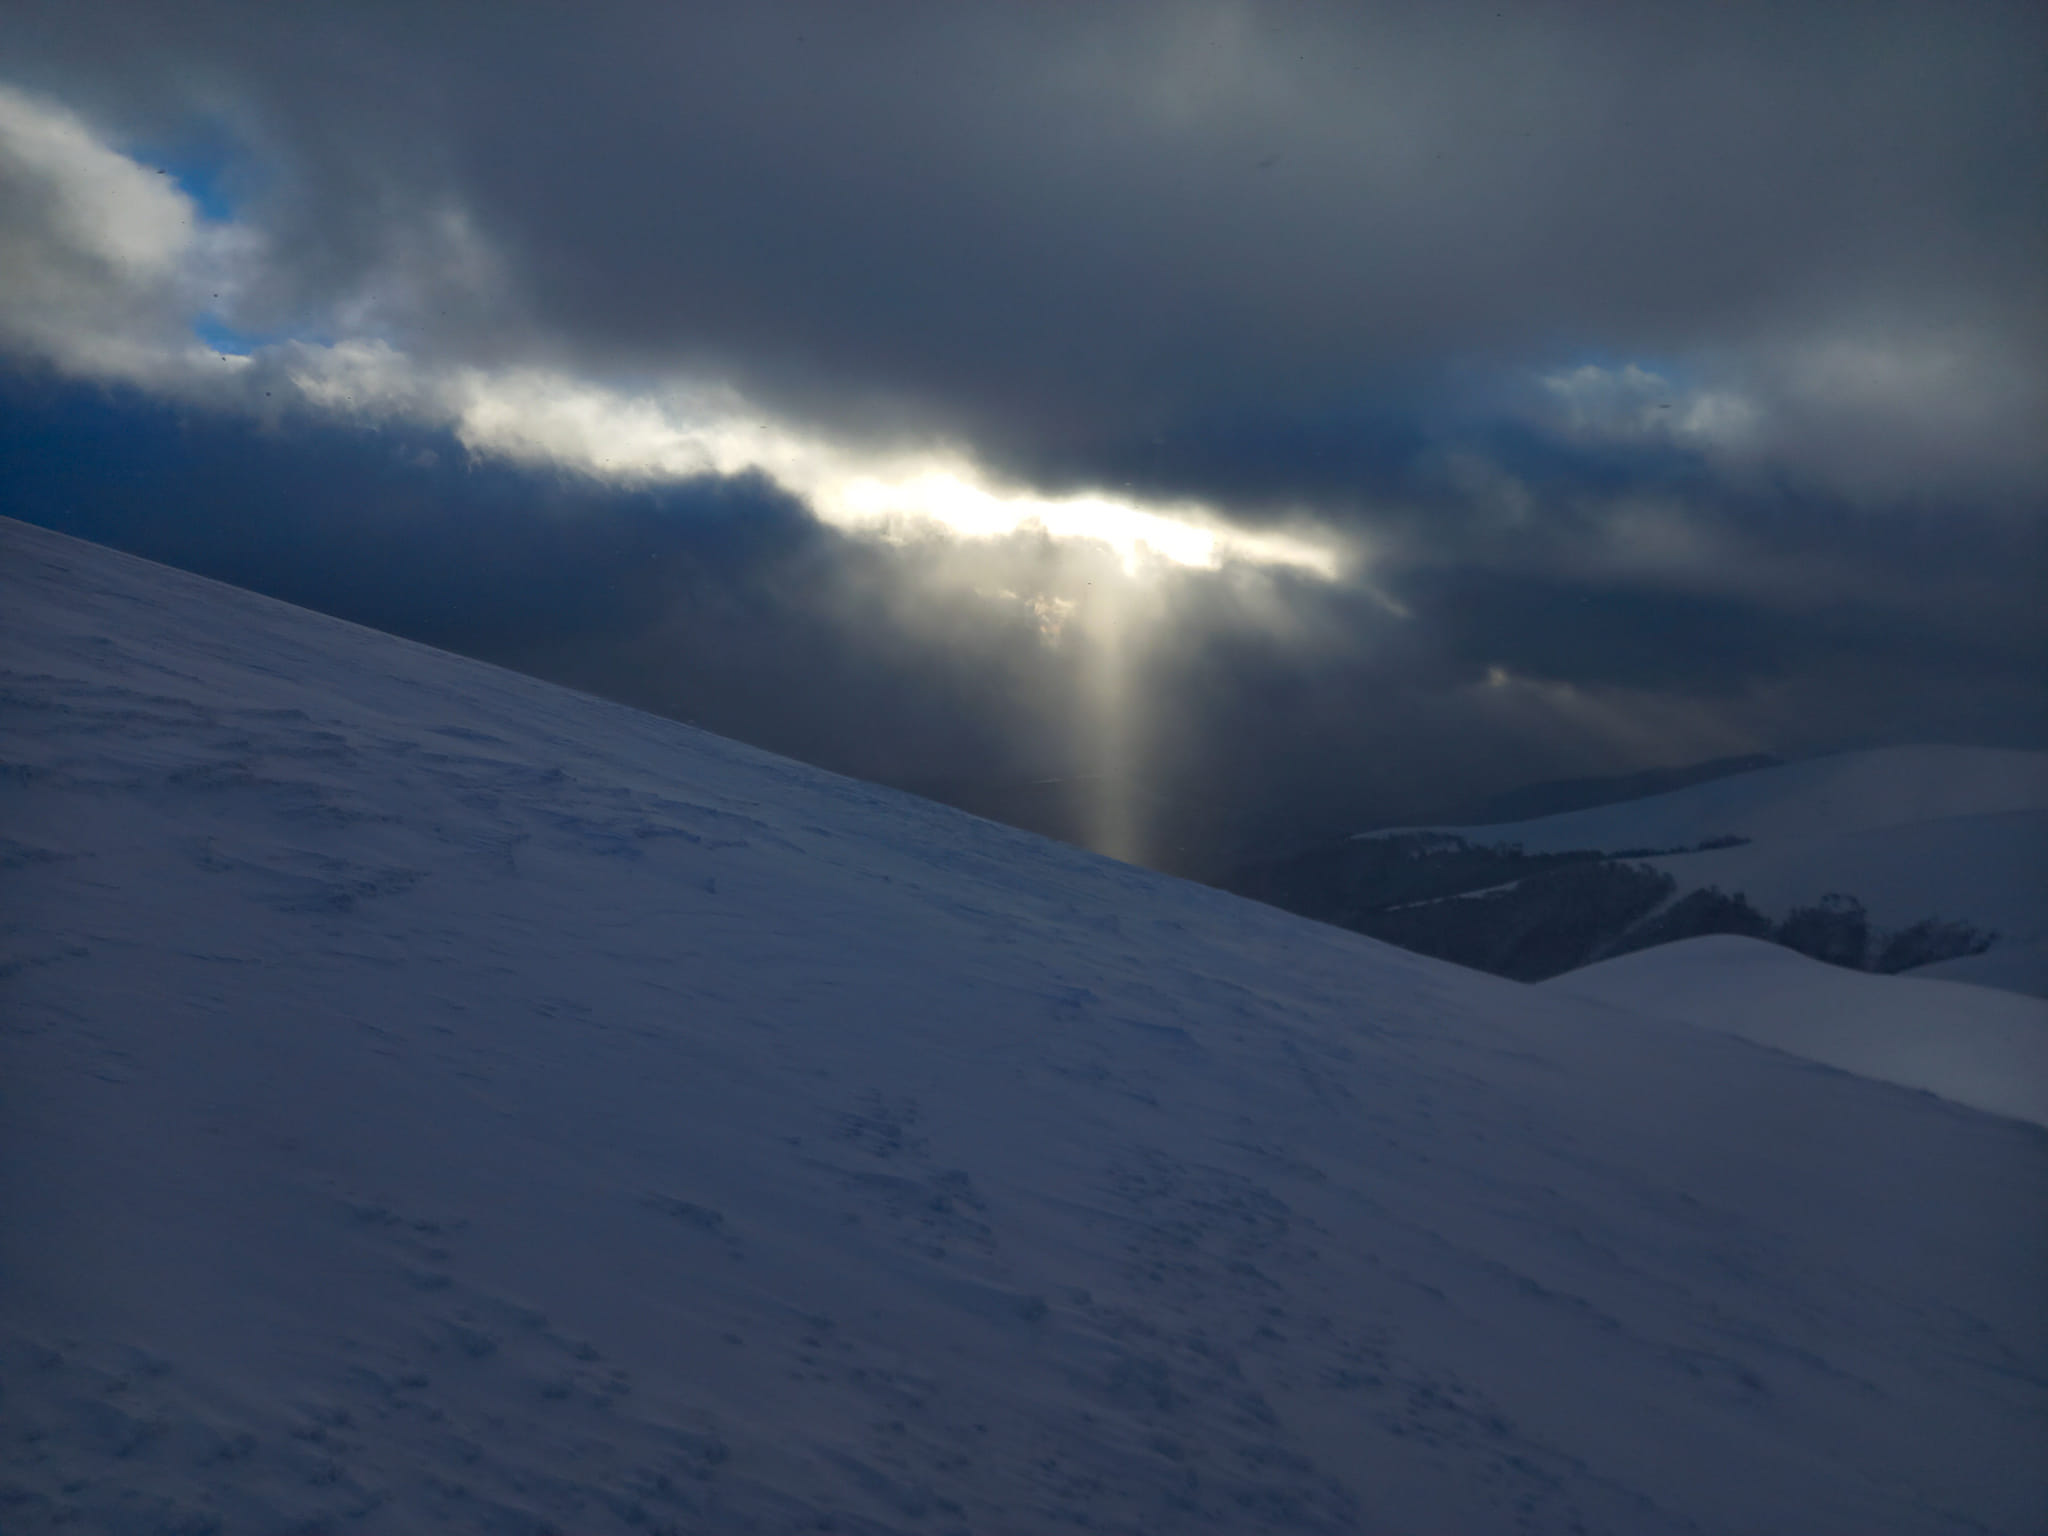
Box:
[1914,935,2048,1000]
[1543,935,2048,1129]
[2,518,2043,1534]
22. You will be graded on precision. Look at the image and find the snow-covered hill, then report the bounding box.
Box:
[1543,936,2048,1128]
[3,517,2044,1534]
[1915,935,2048,999]
[1437,745,2048,955]
[1226,746,2048,986]
[1447,744,2048,852]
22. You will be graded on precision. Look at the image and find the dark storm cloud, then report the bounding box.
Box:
[7,1,2042,482]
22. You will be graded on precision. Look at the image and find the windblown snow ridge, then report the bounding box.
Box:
[1546,935,2048,1128]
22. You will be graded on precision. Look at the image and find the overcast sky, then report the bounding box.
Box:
[3,2,2042,866]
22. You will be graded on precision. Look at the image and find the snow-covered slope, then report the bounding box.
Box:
[4,517,2044,1535]
[1543,936,2048,1128]
[1632,807,2048,948]
[1390,746,2048,968]
[1445,745,2048,852]
[1915,935,2048,999]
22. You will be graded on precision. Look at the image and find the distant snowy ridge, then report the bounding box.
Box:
[3,518,2044,1534]
[1406,744,2048,852]
[1227,747,2048,987]
[1543,935,2048,1128]
[1416,745,2048,957]
[1914,934,2048,999]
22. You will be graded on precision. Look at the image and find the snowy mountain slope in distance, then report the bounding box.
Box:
[1542,936,2048,1128]
[1425,745,2048,853]
[3,516,2044,1535]
[1915,935,2048,999]
[1635,807,2048,946]
[1386,745,2048,966]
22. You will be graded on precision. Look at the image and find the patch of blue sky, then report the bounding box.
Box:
[130,125,247,224]
[192,316,272,357]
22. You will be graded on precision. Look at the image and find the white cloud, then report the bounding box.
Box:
[1537,322,2047,504]
[0,86,196,374]
[0,87,191,276]
[267,343,1344,577]
[1538,362,1759,450]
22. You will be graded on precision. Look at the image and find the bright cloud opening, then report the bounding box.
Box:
[418,361,1344,577]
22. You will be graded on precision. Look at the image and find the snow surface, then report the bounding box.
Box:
[1543,936,2048,1129]
[4,516,2045,1534]
[1383,745,2048,968]
[1437,745,2048,851]
[1633,809,2048,949]
[1915,936,2048,1000]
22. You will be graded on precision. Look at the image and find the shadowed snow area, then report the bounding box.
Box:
[1443,746,2048,849]
[1544,936,2048,1129]
[1916,936,2048,1000]
[1407,747,2048,952]
[2,517,2044,1533]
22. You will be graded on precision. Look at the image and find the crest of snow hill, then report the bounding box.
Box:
[2,517,2044,1535]
[1227,745,2048,992]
